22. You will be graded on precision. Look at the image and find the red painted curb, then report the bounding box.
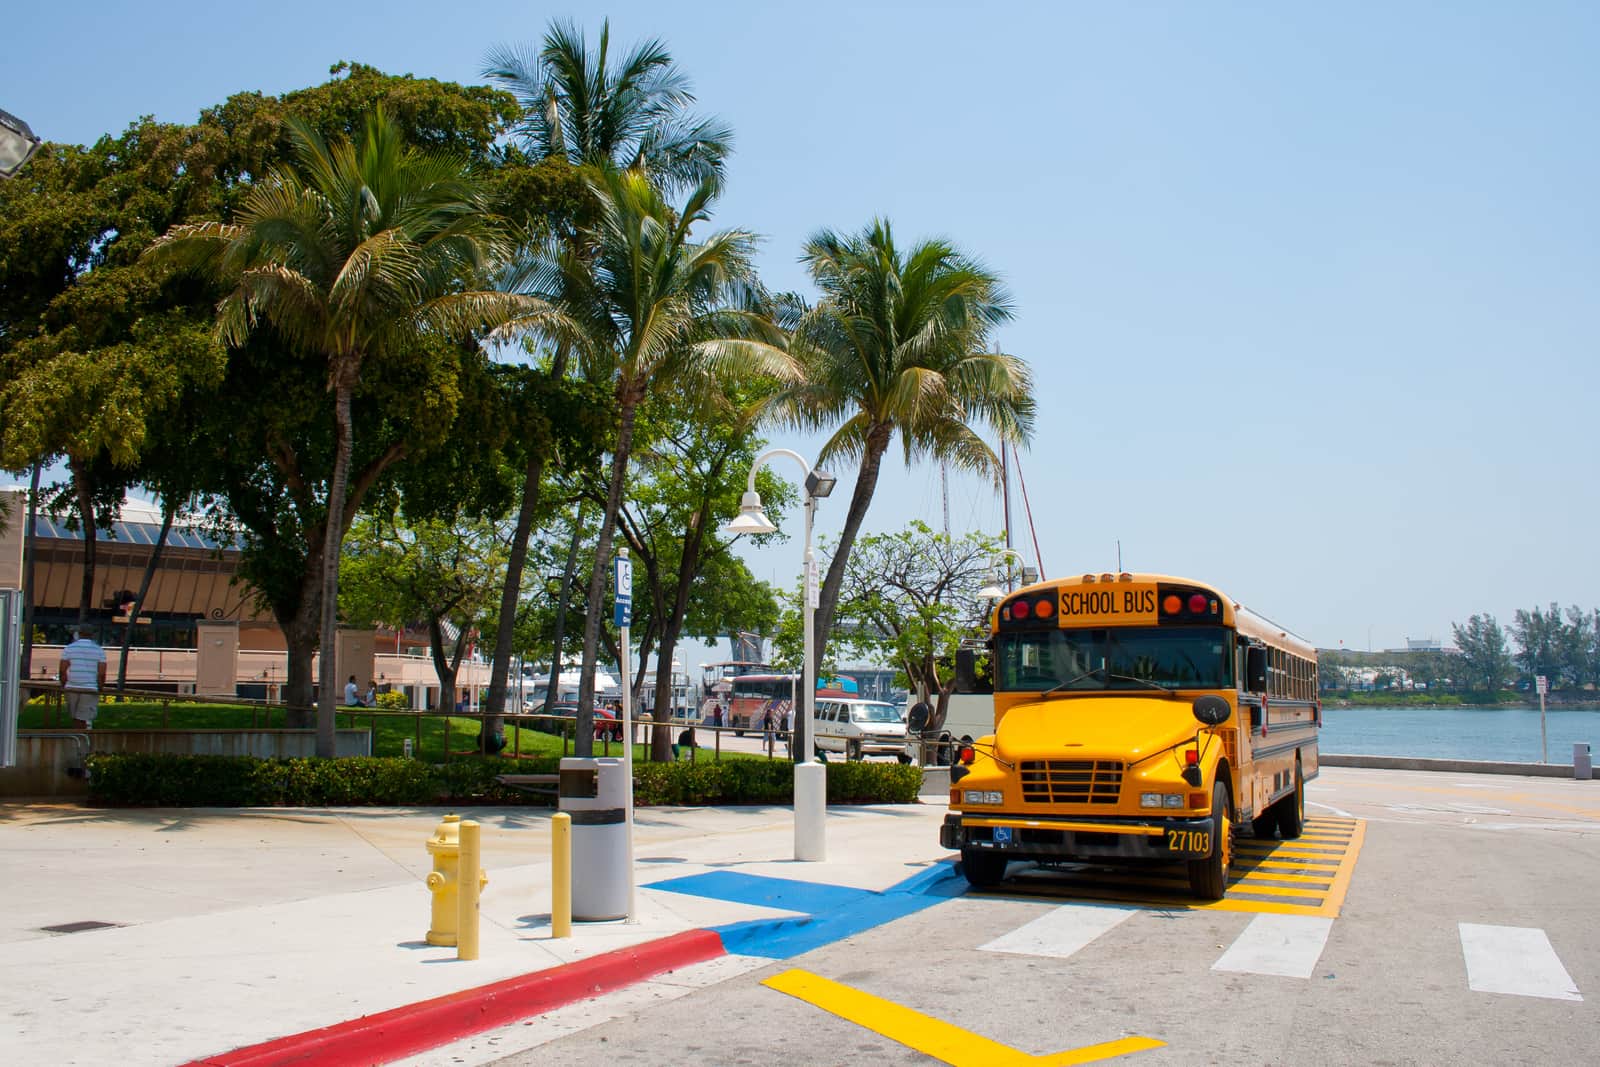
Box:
[182,928,727,1067]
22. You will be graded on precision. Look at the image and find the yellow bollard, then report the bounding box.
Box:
[424,814,462,946]
[552,812,572,939]
[457,819,484,961]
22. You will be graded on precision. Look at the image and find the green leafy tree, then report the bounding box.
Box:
[828,522,1001,729]
[769,220,1034,742]
[149,110,544,755]
[340,512,509,722]
[1511,603,1566,688]
[613,387,793,759]
[1451,614,1514,695]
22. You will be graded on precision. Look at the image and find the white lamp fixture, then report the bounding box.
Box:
[979,548,1027,600]
[0,109,42,179]
[726,490,778,535]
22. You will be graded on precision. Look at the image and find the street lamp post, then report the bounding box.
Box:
[724,448,835,862]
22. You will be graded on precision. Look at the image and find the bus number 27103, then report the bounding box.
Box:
[1166,829,1210,854]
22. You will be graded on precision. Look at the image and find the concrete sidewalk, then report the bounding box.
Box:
[0,800,953,1066]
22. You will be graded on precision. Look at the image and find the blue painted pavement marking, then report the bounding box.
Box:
[645,862,964,959]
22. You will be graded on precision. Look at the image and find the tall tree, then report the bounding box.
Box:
[476,17,734,738]
[149,110,542,755]
[769,220,1034,748]
[1510,603,1565,688]
[1451,614,1514,694]
[524,166,789,753]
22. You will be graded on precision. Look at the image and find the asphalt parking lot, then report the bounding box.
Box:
[476,769,1599,1067]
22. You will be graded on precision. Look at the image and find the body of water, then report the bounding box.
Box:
[1319,705,1600,764]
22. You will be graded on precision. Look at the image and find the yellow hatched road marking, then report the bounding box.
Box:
[972,818,1366,917]
[763,968,1165,1066]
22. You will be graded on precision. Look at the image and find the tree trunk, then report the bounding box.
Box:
[281,613,318,727]
[543,503,585,709]
[575,396,639,757]
[70,458,97,625]
[316,376,357,758]
[19,461,40,688]
[809,423,893,719]
[117,497,176,695]
[482,449,544,748]
[428,616,469,735]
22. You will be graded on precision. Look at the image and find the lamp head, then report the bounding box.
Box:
[724,490,777,535]
[0,109,42,179]
[804,468,837,499]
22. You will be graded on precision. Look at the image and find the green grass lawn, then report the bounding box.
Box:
[19,697,769,764]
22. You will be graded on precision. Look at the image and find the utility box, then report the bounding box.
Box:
[558,757,630,920]
[1575,743,1592,781]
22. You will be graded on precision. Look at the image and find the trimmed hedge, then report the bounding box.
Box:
[84,753,926,808]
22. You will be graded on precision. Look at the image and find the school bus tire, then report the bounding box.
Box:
[1187,781,1232,901]
[960,848,1008,888]
[1276,759,1305,839]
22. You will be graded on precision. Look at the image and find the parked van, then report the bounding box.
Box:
[813,698,910,762]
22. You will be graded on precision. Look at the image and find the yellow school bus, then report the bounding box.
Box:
[935,571,1319,899]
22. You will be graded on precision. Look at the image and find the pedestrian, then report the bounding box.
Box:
[761,701,776,752]
[362,680,377,707]
[781,703,793,759]
[344,675,361,706]
[675,726,697,762]
[58,624,107,731]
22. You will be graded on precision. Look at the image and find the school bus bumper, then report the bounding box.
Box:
[941,811,1216,859]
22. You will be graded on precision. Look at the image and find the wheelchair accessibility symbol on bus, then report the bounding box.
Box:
[993,827,1012,845]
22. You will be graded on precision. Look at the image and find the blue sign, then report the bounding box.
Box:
[614,600,632,628]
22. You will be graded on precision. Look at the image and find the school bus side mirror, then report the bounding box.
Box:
[1245,647,1268,692]
[1192,695,1231,726]
[908,702,932,732]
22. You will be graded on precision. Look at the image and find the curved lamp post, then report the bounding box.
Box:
[725,448,835,861]
[977,548,1028,600]
[0,109,42,180]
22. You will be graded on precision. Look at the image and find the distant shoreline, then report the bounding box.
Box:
[1320,698,1600,711]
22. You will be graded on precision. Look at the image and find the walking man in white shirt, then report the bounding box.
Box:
[58,624,108,729]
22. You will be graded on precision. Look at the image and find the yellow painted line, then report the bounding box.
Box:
[1236,870,1333,885]
[763,968,1164,1066]
[1239,857,1340,871]
[1224,883,1328,899]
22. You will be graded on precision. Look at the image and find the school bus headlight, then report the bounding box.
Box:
[964,790,1003,805]
[1142,793,1186,809]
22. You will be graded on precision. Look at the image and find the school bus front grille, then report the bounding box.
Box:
[1019,760,1124,804]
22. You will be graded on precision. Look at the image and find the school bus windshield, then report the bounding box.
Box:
[997,626,1234,692]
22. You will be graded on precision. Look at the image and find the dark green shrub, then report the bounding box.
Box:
[84,752,926,808]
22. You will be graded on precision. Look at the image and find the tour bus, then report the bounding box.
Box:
[934,571,1319,900]
[703,661,858,733]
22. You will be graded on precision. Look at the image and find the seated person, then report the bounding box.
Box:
[673,726,697,761]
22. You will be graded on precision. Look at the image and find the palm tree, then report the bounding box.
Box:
[148,110,549,755]
[773,220,1035,709]
[477,19,734,742]
[518,166,790,753]
[483,18,731,189]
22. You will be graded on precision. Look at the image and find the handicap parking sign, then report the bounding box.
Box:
[993,827,1012,845]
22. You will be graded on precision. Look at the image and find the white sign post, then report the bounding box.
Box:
[1536,675,1549,764]
[613,548,636,921]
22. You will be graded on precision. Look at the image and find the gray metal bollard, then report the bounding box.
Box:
[558,757,630,920]
[1574,743,1592,781]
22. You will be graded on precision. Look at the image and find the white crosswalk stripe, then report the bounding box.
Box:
[977,903,1138,959]
[1459,923,1582,1001]
[1212,914,1334,978]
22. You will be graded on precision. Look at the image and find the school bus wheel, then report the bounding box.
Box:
[1275,759,1305,839]
[1187,781,1232,901]
[961,848,1008,888]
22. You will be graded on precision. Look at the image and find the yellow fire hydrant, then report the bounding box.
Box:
[425,813,487,947]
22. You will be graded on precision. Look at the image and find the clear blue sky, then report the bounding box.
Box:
[11,2,1599,659]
